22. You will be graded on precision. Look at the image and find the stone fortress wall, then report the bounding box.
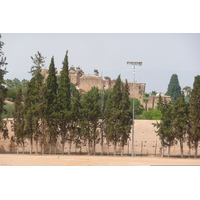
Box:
[41,66,146,101]
[41,66,170,109]
[0,119,198,156]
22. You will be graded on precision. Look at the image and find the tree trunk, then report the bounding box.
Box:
[194,141,198,158]
[101,129,103,155]
[68,141,72,155]
[49,144,52,154]
[62,142,65,155]
[16,144,19,154]
[107,141,109,155]
[113,141,116,156]
[188,146,191,158]
[55,143,57,155]
[161,146,164,157]
[22,143,25,154]
[152,96,155,109]
[88,139,90,155]
[42,143,44,154]
[127,139,129,155]
[141,141,143,156]
[121,145,124,156]
[93,140,96,155]
[35,140,38,154]
[179,138,184,158]
[30,138,32,154]
[168,145,171,157]
[154,140,157,156]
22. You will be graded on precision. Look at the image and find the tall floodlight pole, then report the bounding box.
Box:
[127,61,142,156]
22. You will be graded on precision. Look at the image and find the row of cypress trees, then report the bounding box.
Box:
[12,51,132,155]
[154,75,200,158]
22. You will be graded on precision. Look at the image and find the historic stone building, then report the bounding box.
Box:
[41,66,171,107]
[41,66,146,101]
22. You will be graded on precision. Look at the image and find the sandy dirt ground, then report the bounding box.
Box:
[0,154,200,166]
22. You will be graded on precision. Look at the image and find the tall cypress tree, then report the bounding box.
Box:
[0,34,8,131]
[57,51,71,154]
[13,88,25,154]
[153,95,175,157]
[24,51,45,154]
[119,80,131,156]
[68,83,81,154]
[189,75,200,158]
[46,56,58,153]
[166,74,181,102]
[80,87,100,155]
[105,75,123,155]
[171,93,188,158]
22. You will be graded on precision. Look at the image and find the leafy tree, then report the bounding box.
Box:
[0,34,8,130]
[5,78,28,100]
[130,98,144,118]
[57,51,71,154]
[183,86,192,103]
[80,87,100,155]
[68,84,81,154]
[2,103,15,118]
[6,88,17,101]
[166,74,181,102]
[13,88,25,154]
[119,80,131,156]
[24,51,45,154]
[24,81,35,154]
[105,75,123,155]
[46,56,58,153]
[143,93,149,111]
[171,93,188,158]
[150,90,157,109]
[189,75,200,158]
[38,84,48,154]
[153,95,175,157]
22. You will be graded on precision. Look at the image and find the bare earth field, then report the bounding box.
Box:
[0,154,200,166]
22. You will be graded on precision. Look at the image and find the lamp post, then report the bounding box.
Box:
[127,61,142,156]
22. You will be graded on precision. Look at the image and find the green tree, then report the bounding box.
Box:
[143,93,149,111]
[183,86,192,103]
[13,88,25,154]
[105,75,123,156]
[171,93,188,158]
[150,90,157,109]
[166,74,181,102]
[6,88,17,102]
[80,87,100,155]
[130,98,144,118]
[189,75,200,158]
[57,51,71,154]
[153,95,175,157]
[119,80,131,156]
[24,81,35,154]
[0,34,8,130]
[24,51,46,154]
[46,56,58,153]
[68,84,81,154]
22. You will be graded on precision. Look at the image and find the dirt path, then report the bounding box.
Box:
[0,154,199,166]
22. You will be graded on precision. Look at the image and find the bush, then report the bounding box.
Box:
[140,108,162,120]
[2,104,15,118]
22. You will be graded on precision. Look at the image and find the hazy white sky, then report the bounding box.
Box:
[1,33,200,93]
